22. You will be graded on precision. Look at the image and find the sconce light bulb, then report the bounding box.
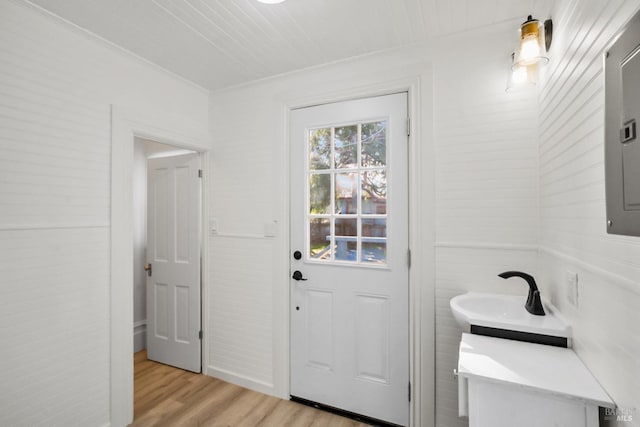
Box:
[519,36,541,65]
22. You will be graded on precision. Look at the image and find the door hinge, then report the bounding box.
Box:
[406,116,411,136]
[408,381,412,402]
[198,330,203,340]
[198,169,202,178]
[407,249,411,268]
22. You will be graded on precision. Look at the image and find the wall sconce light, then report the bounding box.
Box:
[514,16,553,66]
[507,15,553,91]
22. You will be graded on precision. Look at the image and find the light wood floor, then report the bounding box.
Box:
[130,350,371,427]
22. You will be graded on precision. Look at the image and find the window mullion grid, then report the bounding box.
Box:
[306,130,311,262]
[330,126,336,262]
[356,123,362,264]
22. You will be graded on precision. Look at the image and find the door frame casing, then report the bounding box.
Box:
[278,76,435,427]
[110,106,211,426]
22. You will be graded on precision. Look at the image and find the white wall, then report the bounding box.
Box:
[433,1,640,425]
[4,0,638,425]
[206,3,638,425]
[0,1,209,426]
[207,22,543,427]
[205,17,552,427]
[537,0,640,425]
[207,4,640,425]
[208,45,435,423]
[432,28,540,427]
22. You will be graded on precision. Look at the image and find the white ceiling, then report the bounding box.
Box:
[28,0,553,91]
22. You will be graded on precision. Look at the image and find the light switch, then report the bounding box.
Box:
[209,218,218,235]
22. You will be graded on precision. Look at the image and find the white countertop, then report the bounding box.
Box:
[457,333,614,408]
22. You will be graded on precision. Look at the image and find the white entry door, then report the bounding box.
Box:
[290,93,409,426]
[146,153,201,373]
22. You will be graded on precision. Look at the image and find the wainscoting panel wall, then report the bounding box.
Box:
[537,0,640,425]
[0,228,109,426]
[432,29,540,427]
[0,1,209,425]
[208,44,436,424]
[208,235,275,391]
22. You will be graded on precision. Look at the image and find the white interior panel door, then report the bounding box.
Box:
[290,93,409,426]
[147,153,201,373]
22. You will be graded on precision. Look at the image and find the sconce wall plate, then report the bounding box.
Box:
[544,19,553,51]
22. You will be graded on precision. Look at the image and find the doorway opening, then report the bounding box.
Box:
[131,137,203,419]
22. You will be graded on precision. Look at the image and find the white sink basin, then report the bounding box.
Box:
[450,292,571,338]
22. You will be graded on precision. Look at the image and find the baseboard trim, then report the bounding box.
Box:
[133,321,146,353]
[206,365,274,396]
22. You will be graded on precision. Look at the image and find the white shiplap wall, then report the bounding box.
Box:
[208,23,542,427]
[433,28,540,427]
[538,0,640,425]
[208,44,435,423]
[208,236,275,389]
[0,228,110,426]
[0,1,209,426]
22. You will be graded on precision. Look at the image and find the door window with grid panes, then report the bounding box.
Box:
[307,120,388,265]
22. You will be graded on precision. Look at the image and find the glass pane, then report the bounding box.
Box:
[335,173,357,214]
[362,218,386,237]
[361,170,386,214]
[309,173,331,214]
[306,118,393,267]
[309,218,330,260]
[334,125,357,169]
[335,218,357,237]
[361,121,386,167]
[335,240,357,262]
[362,241,386,264]
[309,128,331,170]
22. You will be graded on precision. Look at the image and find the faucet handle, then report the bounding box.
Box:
[525,289,545,316]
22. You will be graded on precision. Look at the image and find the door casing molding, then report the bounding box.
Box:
[278,75,435,427]
[110,106,211,426]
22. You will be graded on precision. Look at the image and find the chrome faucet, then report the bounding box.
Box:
[498,271,546,316]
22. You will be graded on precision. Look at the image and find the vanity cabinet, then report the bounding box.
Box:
[457,333,614,427]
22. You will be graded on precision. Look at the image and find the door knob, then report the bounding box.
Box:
[144,263,152,277]
[292,270,307,281]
